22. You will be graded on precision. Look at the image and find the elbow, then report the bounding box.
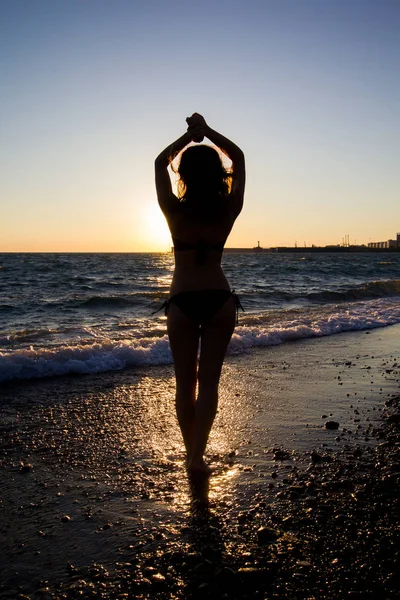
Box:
[232,148,245,166]
[155,152,171,171]
[236,148,245,162]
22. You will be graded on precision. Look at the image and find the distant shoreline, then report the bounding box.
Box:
[224,246,400,253]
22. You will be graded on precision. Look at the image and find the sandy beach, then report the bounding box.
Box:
[1,325,399,599]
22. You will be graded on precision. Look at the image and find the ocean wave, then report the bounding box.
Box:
[306,279,400,303]
[242,279,400,305]
[78,293,164,309]
[230,308,400,352]
[0,338,172,383]
[1,300,400,383]
[81,295,138,308]
[0,304,15,312]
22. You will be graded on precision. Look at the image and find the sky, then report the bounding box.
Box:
[1,0,399,251]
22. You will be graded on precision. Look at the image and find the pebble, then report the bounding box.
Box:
[238,512,252,524]
[238,567,275,580]
[282,516,294,528]
[19,462,33,474]
[310,451,324,463]
[325,420,340,430]
[387,414,400,425]
[296,560,312,569]
[257,526,278,544]
[273,449,290,460]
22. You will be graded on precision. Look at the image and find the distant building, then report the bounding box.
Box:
[368,233,399,249]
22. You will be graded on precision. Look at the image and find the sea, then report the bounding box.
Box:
[1,252,400,384]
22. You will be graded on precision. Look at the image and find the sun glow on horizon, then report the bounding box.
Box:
[141,203,172,252]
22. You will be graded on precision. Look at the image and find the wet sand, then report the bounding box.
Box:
[0,325,399,599]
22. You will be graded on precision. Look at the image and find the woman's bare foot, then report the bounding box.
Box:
[186,457,211,475]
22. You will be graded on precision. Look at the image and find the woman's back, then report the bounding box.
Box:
[166,205,236,293]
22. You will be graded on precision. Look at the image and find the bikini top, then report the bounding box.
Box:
[172,237,225,253]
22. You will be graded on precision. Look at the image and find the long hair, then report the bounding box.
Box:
[175,145,231,221]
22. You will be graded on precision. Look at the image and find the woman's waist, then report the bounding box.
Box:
[170,267,230,295]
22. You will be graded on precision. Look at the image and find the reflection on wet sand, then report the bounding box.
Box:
[0,361,250,595]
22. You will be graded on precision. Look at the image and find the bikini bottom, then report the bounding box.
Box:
[158,289,244,326]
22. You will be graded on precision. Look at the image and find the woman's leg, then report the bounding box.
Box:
[189,297,236,472]
[167,303,200,458]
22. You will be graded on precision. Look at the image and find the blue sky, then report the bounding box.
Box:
[1,0,399,251]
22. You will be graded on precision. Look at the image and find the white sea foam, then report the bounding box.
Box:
[1,299,400,383]
[0,337,172,383]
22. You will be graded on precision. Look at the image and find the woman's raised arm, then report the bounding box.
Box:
[154,132,192,214]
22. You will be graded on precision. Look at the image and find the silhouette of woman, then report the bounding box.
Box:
[155,113,245,474]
